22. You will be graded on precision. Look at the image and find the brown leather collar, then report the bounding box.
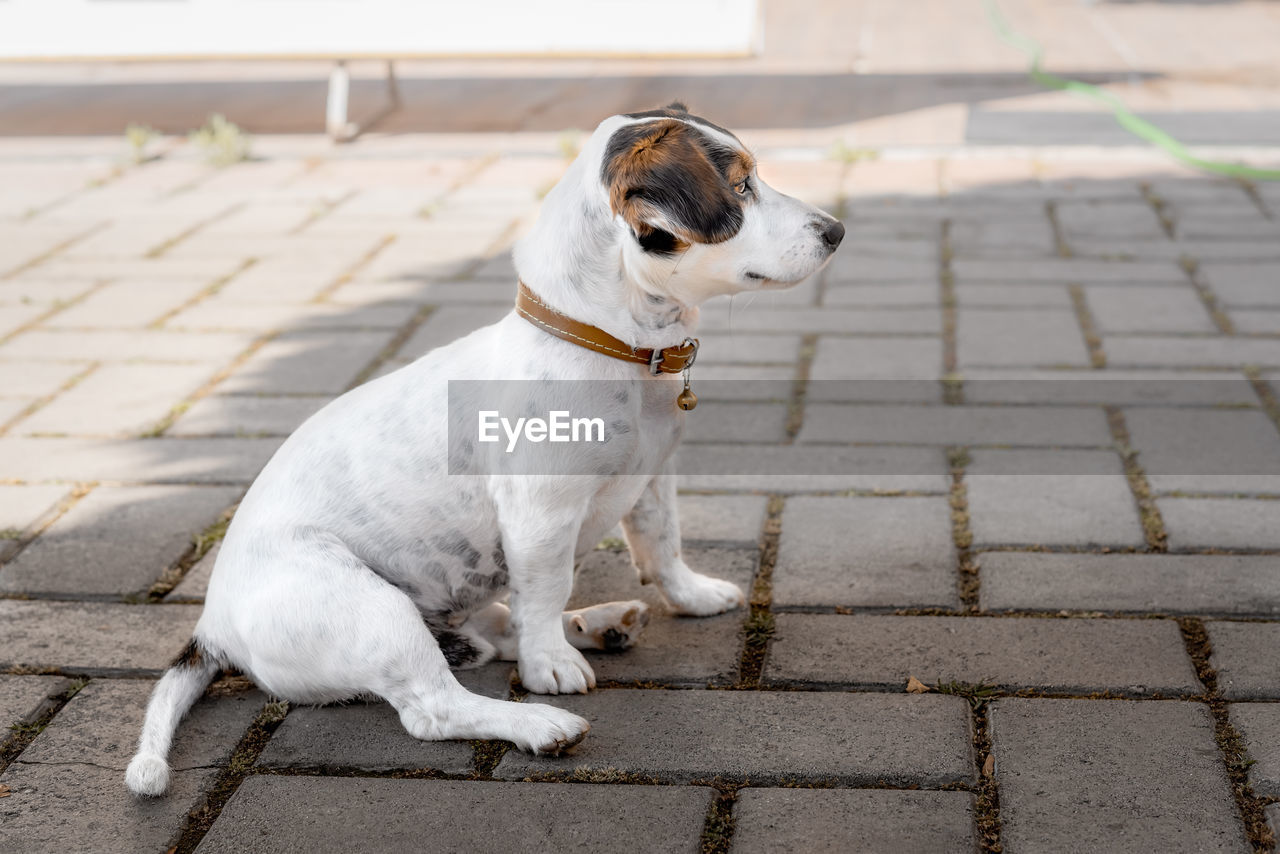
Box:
[516,281,698,375]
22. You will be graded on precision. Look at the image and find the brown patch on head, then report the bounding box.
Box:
[602,118,744,251]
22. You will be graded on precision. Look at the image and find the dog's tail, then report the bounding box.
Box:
[125,637,220,797]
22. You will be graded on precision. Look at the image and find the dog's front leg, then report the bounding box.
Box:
[622,465,746,616]
[497,491,596,695]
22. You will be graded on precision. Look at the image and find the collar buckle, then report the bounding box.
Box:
[649,337,699,375]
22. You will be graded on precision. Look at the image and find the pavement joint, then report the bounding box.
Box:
[1177,617,1278,850]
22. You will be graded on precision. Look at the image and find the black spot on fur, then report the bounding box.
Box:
[613,389,630,405]
[602,628,627,651]
[432,629,481,668]
[464,569,508,591]
[637,227,681,255]
[434,531,481,569]
[171,638,204,670]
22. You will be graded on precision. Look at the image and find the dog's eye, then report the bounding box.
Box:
[733,180,748,196]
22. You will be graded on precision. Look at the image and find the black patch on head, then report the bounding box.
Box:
[434,531,481,569]
[171,638,205,670]
[603,119,744,246]
[431,629,481,668]
[636,227,681,255]
[702,143,741,181]
[602,628,626,651]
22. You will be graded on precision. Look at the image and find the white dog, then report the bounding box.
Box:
[126,102,843,796]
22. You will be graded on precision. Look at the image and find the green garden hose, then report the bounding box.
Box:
[984,0,1280,181]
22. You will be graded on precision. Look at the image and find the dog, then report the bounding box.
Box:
[125,102,843,796]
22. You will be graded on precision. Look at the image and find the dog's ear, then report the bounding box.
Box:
[602,118,743,250]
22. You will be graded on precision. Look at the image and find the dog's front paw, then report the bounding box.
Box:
[519,643,597,694]
[511,703,591,756]
[663,573,746,616]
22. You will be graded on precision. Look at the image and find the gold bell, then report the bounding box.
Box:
[676,370,697,411]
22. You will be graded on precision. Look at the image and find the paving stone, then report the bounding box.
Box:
[950,218,1055,257]
[494,689,972,786]
[0,600,200,673]
[1106,336,1280,368]
[798,403,1112,447]
[1207,622,1280,700]
[43,279,209,329]
[1161,497,1280,550]
[0,329,253,362]
[1230,309,1280,334]
[396,305,510,359]
[0,675,69,729]
[0,437,280,483]
[955,283,1073,308]
[20,678,264,771]
[676,494,767,546]
[0,483,67,534]
[682,401,789,443]
[990,699,1247,853]
[1230,703,1280,796]
[685,365,795,401]
[961,369,1260,406]
[1199,262,1280,306]
[0,762,217,854]
[765,614,1197,695]
[822,283,939,306]
[16,362,216,436]
[1086,284,1216,333]
[258,667,510,773]
[957,309,1089,367]
[696,333,800,365]
[825,255,937,284]
[1056,199,1166,240]
[2,484,241,597]
[169,394,327,437]
[197,776,711,854]
[167,540,219,601]
[980,552,1280,616]
[809,337,942,381]
[219,329,394,394]
[773,496,957,609]
[953,258,1181,284]
[0,360,88,398]
[0,302,46,337]
[568,546,752,686]
[966,449,1144,548]
[676,443,951,494]
[1124,407,1280,493]
[732,788,975,854]
[701,307,940,335]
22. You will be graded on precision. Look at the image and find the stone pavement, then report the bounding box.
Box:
[1,131,1280,854]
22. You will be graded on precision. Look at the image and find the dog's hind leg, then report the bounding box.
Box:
[227,532,589,756]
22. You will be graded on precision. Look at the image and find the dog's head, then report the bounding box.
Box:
[590,102,844,303]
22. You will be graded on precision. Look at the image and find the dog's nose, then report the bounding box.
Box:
[822,219,845,250]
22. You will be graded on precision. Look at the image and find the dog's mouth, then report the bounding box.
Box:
[744,271,799,289]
